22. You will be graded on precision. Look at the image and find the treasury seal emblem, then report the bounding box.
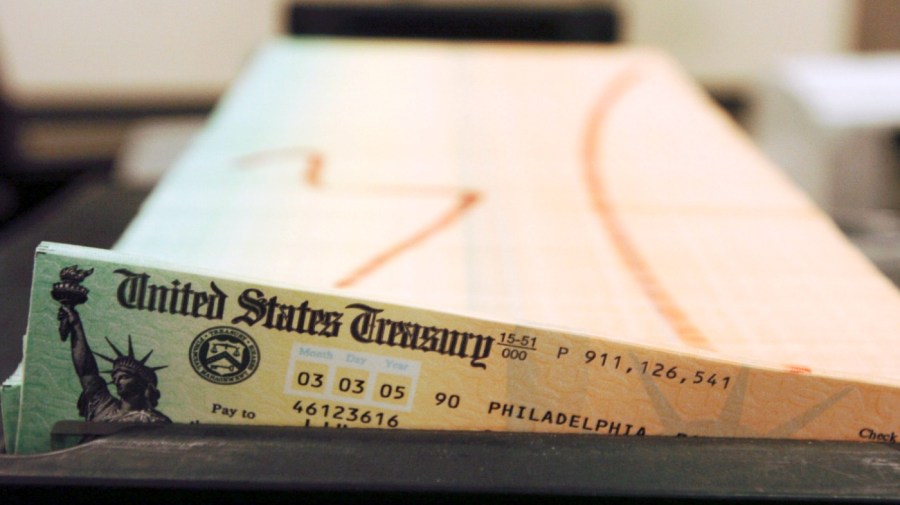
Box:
[189,326,260,385]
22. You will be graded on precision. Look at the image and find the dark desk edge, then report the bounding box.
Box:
[1,424,898,502]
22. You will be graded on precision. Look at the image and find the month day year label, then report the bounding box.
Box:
[284,344,420,411]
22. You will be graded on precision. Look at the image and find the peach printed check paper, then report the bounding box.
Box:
[4,39,898,452]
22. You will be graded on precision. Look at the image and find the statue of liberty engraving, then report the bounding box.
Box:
[53,265,171,424]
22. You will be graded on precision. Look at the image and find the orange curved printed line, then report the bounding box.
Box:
[335,191,480,288]
[305,152,324,187]
[582,68,714,351]
[238,147,480,289]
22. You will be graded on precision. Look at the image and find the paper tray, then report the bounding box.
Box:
[1,424,898,503]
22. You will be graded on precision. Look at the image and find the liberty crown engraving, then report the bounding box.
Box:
[94,336,167,388]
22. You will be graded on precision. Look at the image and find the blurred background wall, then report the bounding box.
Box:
[0,0,859,110]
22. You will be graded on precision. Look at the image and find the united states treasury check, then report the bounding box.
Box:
[10,242,898,453]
